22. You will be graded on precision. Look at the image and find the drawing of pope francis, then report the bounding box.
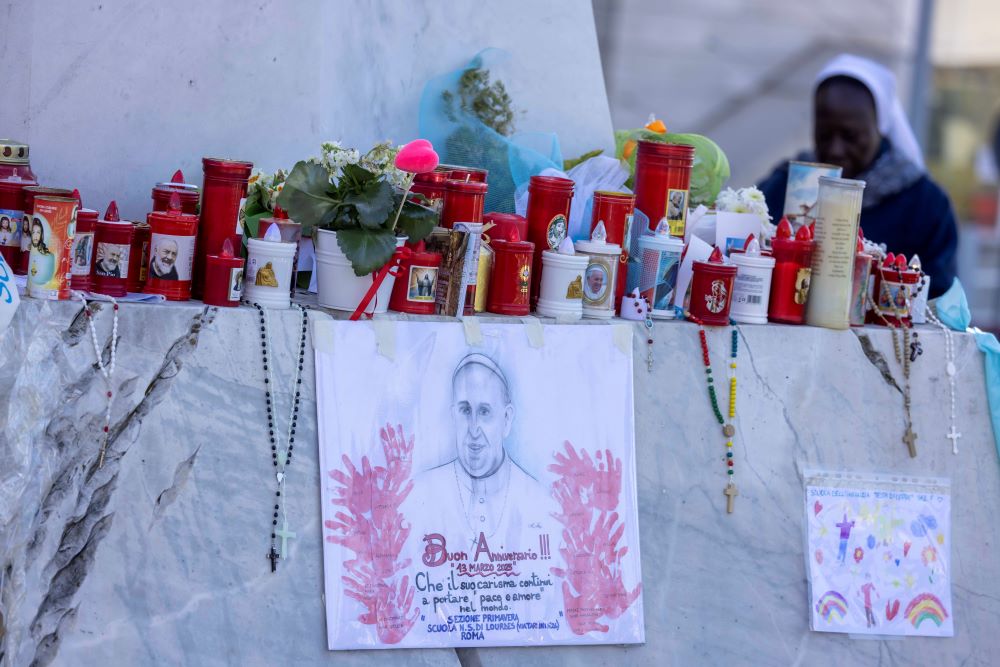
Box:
[403,353,555,550]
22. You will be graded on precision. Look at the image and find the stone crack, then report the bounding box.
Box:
[854,331,902,394]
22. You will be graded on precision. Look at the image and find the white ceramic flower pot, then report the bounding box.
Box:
[313,229,402,314]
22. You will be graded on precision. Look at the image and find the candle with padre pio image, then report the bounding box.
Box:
[27,195,78,300]
[244,223,296,309]
[93,201,134,298]
[144,193,199,301]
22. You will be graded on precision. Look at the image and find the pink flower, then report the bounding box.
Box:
[394,139,439,174]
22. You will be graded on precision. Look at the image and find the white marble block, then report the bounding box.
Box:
[0,300,998,666]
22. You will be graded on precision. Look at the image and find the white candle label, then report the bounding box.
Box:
[406,264,438,303]
[583,258,613,306]
[70,232,94,276]
[546,214,567,250]
[148,233,195,281]
[94,242,130,278]
[665,188,688,237]
[0,209,23,247]
[733,272,765,305]
[229,267,244,301]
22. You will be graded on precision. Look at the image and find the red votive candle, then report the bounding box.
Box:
[0,139,37,269]
[633,141,695,236]
[18,186,72,275]
[526,175,574,305]
[152,169,200,214]
[483,212,528,243]
[487,228,534,316]
[689,247,738,326]
[440,179,487,229]
[768,218,816,325]
[411,170,449,212]
[69,189,98,292]
[389,240,441,315]
[194,157,253,298]
[442,165,488,183]
[203,237,245,307]
[93,201,134,298]
[126,219,151,293]
[145,193,199,301]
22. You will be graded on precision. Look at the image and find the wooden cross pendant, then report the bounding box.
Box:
[724,483,738,514]
[903,427,918,458]
[267,545,280,573]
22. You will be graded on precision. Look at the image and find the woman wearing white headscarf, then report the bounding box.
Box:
[758,54,957,298]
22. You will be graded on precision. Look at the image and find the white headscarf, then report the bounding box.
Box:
[815,54,925,169]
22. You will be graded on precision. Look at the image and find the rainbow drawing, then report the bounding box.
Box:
[904,593,949,628]
[815,591,849,623]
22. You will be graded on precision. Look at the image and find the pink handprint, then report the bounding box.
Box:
[591,449,623,512]
[380,423,414,479]
[375,575,419,644]
[329,454,376,515]
[561,580,610,635]
[550,478,590,534]
[548,441,597,495]
[595,563,642,620]
[341,559,384,624]
[325,510,375,559]
[370,519,413,578]
[371,464,414,526]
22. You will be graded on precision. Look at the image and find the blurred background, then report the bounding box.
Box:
[592,0,1000,330]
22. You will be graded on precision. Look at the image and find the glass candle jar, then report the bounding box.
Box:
[70,200,98,293]
[19,186,71,275]
[203,238,245,308]
[849,244,874,327]
[768,219,815,324]
[440,179,487,229]
[526,175,574,305]
[689,248,738,326]
[152,170,200,214]
[591,190,635,313]
[633,141,694,237]
[487,231,534,316]
[411,170,449,213]
[144,197,199,301]
[389,241,441,315]
[536,242,587,320]
[806,176,866,330]
[575,222,622,319]
[28,196,78,300]
[244,229,297,309]
[93,216,134,297]
[194,157,253,298]
[0,139,37,269]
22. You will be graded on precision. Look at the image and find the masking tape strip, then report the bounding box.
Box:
[372,318,396,360]
[462,316,483,346]
[613,323,633,355]
[311,317,335,354]
[521,316,545,348]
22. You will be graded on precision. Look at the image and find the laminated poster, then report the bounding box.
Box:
[804,470,952,637]
[315,320,644,649]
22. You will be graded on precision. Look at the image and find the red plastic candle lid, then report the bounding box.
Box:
[445,179,488,195]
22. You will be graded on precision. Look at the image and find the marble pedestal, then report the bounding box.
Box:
[1,298,997,666]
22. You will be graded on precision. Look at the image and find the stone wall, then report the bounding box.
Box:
[1,299,997,665]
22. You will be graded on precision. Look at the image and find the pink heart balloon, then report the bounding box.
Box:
[395,139,439,174]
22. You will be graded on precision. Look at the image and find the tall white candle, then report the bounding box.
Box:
[806,177,865,330]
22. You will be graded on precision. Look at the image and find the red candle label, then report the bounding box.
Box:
[795,268,812,304]
[666,188,688,237]
[406,265,438,303]
[0,210,22,247]
[229,267,244,301]
[546,214,567,250]
[705,279,729,314]
[70,232,94,277]
[149,233,195,281]
[95,242,130,278]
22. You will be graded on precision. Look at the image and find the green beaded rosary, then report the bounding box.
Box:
[689,313,739,514]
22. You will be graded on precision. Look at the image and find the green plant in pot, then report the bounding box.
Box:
[277,141,439,277]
